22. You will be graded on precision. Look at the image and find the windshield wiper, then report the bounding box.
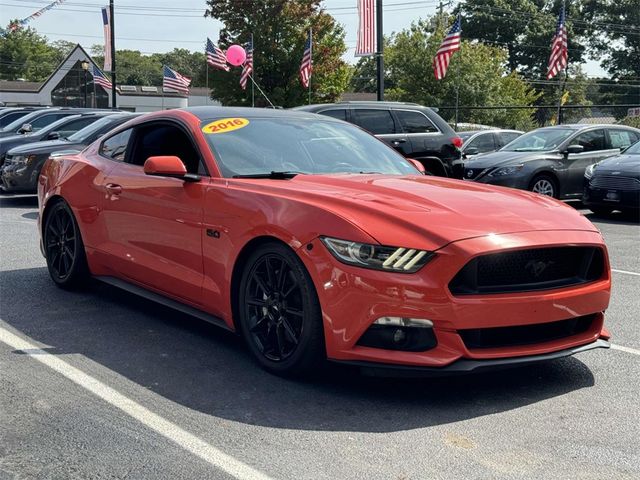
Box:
[232,171,302,179]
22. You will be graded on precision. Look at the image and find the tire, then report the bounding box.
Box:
[43,200,90,290]
[237,242,325,377]
[529,174,558,198]
[589,207,613,216]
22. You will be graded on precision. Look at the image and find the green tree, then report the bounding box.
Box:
[151,49,208,87]
[0,26,61,81]
[204,0,350,107]
[385,20,541,129]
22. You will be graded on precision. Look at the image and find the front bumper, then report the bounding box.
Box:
[299,229,611,369]
[335,339,610,377]
[0,162,38,193]
[583,184,640,211]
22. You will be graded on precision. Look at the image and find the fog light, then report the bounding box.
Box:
[357,317,437,352]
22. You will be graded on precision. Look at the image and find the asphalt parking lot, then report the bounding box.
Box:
[1,195,639,480]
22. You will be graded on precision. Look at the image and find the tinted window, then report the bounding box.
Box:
[0,111,30,128]
[54,117,99,138]
[202,117,416,178]
[30,113,74,131]
[100,128,132,161]
[68,115,130,143]
[319,109,347,121]
[128,123,202,174]
[498,131,521,146]
[572,129,606,152]
[395,110,438,133]
[352,109,397,134]
[466,133,495,153]
[608,129,639,149]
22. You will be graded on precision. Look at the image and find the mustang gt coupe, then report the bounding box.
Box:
[37,107,611,377]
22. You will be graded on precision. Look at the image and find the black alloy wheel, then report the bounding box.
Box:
[44,200,89,289]
[238,242,324,376]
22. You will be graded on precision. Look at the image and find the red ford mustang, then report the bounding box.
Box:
[37,107,611,376]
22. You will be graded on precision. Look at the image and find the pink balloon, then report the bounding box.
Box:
[226,45,246,67]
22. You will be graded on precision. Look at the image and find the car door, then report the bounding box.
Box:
[393,109,443,159]
[563,129,618,196]
[351,108,411,156]
[98,121,206,306]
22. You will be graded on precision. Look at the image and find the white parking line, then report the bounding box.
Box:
[611,344,640,356]
[0,324,273,480]
[612,269,640,277]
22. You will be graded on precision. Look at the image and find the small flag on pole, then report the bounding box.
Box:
[101,7,111,72]
[92,64,113,91]
[433,15,461,80]
[547,4,568,80]
[300,30,312,89]
[163,65,191,95]
[355,0,375,57]
[206,38,229,72]
[240,37,254,90]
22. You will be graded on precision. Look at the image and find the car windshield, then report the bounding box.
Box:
[67,115,122,142]
[625,141,640,154]
[203,117,418,177]
[1,110,47,132]
[502,128,575,152]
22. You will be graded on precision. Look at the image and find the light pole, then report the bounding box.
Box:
[81,60,89,108]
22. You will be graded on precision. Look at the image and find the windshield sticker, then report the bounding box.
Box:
[202,118,250,134]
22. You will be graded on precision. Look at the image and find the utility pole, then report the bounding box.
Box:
[109,0,117,109]
[376,0,384,101]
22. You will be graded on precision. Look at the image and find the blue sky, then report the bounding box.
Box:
[1,0,606,75]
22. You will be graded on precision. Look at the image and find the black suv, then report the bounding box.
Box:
[294,102,463,177]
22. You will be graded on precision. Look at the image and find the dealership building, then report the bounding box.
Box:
[0,44,215,111]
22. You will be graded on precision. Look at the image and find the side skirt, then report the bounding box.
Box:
[94,275,232,332]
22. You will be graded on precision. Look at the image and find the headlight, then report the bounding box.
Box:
[489,164,524,177]
[320,237,434,273]
[9,155,35,165]
[584,163,598,179]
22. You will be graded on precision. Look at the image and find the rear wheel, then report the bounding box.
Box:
[43,200,89,289]
[529,174,558,198]
[237,242,325,376]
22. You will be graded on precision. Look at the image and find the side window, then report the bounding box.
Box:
[128,123,203,174]
[30,113,72,131]
[499,132,521,147]
[351,109,397,135]
[0,112,28,128]
[467,133,496,153]
[100,128,133,162]
[395,110,438,133]
[319,109,347,121]
[572,129,606,152]
[55,117,97,137]
[608,129,638,149]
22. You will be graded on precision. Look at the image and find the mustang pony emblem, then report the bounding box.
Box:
[525,259,555,278]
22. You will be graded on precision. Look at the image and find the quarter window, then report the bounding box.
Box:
[352,109,397,135]
[395,110,438,133]
[100,128,132,162]
[572,129,606,152]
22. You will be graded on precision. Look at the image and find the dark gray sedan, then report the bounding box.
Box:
[463,124,640,198]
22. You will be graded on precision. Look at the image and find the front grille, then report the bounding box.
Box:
[458,314,595,349]
[449,247,605,295]
[590,175,640,191]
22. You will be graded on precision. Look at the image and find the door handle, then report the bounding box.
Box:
[392,139,407,145]
[105,183,122,195]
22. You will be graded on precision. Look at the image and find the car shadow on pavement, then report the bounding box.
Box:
[583,211,640,226]
[0,266,598,433]
[0,195,38,209]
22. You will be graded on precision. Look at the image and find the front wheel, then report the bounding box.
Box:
[237,242,325,377]
[529,174,558,198]
[43,200,89,289]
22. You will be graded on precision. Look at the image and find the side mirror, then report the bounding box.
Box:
[143,156,200,182]
[18,123,32,134]
[47,131,60,140]
[465,146,479,156]
[406,158,426,174]
[565,144,584,155]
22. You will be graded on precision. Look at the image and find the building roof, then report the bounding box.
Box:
[0,80,43,92]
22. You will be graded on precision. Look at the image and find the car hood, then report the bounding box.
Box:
[594,154,640,177]
[464,150,555,169]
[7,139,83,156]
[238,174,598,250]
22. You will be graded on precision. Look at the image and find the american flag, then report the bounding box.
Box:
[101,7,111,72]
[432,15,462,80]
[355,0,375,57]
[300,30,312,89]
[163,65,191,95]
[547,5,568,80]
[206,38,229,72]
[92,64,113,91]
[240,37,253,90]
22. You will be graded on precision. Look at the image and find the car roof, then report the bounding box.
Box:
[180,106,344,122]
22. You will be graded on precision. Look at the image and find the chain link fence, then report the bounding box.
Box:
[437,104,640,132]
